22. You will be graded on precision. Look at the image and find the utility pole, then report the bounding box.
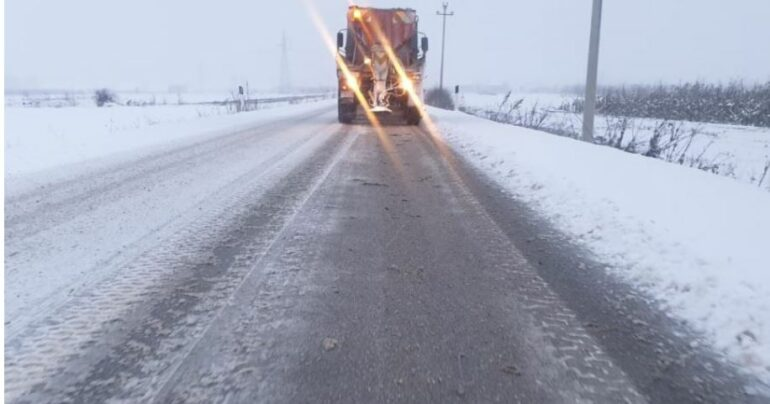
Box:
[436,2,453,91]
[582,0,603,142]
[280,31,290,92]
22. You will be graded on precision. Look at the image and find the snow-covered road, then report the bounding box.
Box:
[4,104,767,402]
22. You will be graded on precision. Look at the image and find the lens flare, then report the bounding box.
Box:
[303,0,382,131]
[364,15,444,139]
[345,72,360,91]
[344,1,457,176]
[358,9,457,162]
[303,0,406,174]
[400,77,414,93]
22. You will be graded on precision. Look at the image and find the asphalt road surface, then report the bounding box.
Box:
[4,104,762,403]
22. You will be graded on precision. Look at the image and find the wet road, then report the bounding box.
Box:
[4,106,761,403]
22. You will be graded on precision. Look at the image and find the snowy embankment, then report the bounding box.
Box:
[430,107,770,388]
[461,91,573,114]
[460,91,770,191]
[5,100,333,178]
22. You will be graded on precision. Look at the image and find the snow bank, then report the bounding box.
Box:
[460,91,572,112]
[461,91,770,191]
[5,101,333,177]
[3,90,329,108]
[430,108,770,386]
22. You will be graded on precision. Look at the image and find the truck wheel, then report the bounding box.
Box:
[338,89,355,124]
[338,107,355,124]
[405,107,421,126]
[338,104,355,124]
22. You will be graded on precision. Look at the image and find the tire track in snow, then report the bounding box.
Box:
[410,126,646,403]
[4,119,352,403]
[5,107,329,240]
[4,108,332,335]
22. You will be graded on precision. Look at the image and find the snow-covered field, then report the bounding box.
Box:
[4,90,330,108]
[5,94,333,177]
[460,91,573,114]
[460,92,770,191]
[430,107,770,390]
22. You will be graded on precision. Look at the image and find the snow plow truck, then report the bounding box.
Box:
[336,6,429,125]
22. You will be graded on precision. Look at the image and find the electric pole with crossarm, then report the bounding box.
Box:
[436,2,454,91]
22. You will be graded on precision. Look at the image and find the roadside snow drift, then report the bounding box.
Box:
[430,108,770,386]
[5,101,334,177]
[460,91,770,191]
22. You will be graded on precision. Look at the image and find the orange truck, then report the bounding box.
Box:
[336,6,429,125]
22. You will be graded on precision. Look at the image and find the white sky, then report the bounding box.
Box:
[6,0,770,91]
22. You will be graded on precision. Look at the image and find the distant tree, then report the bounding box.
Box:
[94,88,116,107]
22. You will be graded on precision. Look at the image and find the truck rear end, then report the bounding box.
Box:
[336,6,429,125]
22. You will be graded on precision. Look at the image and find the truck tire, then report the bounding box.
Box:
[405,107,421,126]
[338,90,355,124]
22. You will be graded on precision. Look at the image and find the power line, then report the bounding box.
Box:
[436,2,454,91]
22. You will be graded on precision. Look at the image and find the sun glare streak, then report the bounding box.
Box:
[303,1,407,173]
[363,16,451,157]
[306,2,460,189]
[353,4,460,184]
[344,3,432,128]
[348,2,452,168]
[303,0,382,131]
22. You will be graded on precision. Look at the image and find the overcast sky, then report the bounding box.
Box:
[6,0,770,92]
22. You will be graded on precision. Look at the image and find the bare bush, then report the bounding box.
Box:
[641,121,703,166]
[93,88,116,107]
[516,103,550,129]
[758,160,770,189]
[463,92,763,190]
[425,87,455,110]
[598,117,710,168]
[563,81,770,127]
[496,91,523,119]
[595,116,644,153]
[465,93,551,130]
